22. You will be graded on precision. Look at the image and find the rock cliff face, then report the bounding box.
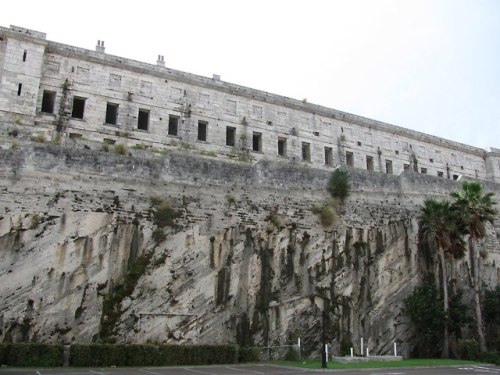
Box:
[0,142,499,357]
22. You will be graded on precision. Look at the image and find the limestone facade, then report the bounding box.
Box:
[1,25,500,183]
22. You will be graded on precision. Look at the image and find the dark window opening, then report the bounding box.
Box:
[366,156,374,171]
[168,115,179,136]
[429,158,434,163]
[453,174,459,180]
[325,147,333,165]
[41,90,56,113]
[252,132,262,152]
[138,109,149,131]
[437,171,444,177]
[421,168,427,174]
[357,141,362,146]
[198,121,207,141]
[17,83,22,96]
[404,163,410,171]
[22,50,27,62]
[386,160,393,174]
[226,126,236,146]
[302,142,311,162]
[278,138,287,157]
[346,151,354,167]
[395,150,399,155]
[105,103,118,125]
[71,97,86,119]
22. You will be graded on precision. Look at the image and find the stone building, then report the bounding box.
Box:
[1,24,500,183]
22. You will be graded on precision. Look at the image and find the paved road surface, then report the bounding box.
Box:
[0,364,498,375]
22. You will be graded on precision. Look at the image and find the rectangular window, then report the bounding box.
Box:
[17,83,22,96]
[404,163,410,171]
[385,159,393,174]
[168,115,179,136]
[138,109,149,131]
[226,99,236,115]
[41,90,56,113]
[105,103,119,125]
[302,142,311,162]
[324,147,333,166]
[226,126,236,146]
[278,137,287,157]
[71,97,86,119]
[421,167,427,174]
[366,156,374,171]
[346,151,354,167]
[252,132,262,152]
[437,171,444,177]
[22,50,27,62]
[198,121,207,141]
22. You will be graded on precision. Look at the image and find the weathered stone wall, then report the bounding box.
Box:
[0,141,499,358]
[1,24,499,184]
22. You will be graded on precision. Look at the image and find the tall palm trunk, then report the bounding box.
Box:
[470,238,487,352]
[439,247,449,358]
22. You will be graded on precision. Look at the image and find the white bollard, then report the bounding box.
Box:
[325,344,328,363]
[298,338,301,361]
[394,342,397,357]
[350,347,353,357]
[367,348,370,357]
[361,337,364,357]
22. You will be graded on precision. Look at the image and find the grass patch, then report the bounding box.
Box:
[270,358,482,370]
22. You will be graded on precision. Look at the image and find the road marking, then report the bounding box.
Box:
[224,366,265,374]
[140,369,164,375]
[90,370,107,375]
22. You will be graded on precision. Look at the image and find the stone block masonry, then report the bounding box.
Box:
[1,25,499,184]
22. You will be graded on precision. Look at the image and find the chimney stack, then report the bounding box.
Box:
[96,40,105,53]
[157,55,165,67]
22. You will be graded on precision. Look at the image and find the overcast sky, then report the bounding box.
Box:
[2,0,499,150]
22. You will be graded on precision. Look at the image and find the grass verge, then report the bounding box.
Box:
[270,358,482,370]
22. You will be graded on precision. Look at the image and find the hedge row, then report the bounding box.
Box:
[0,344,240,367]
[0,343,64,367]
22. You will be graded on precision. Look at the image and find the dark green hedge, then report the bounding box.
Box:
[70,344,238,367]
[0,343,64,367]
[0,344,240,367]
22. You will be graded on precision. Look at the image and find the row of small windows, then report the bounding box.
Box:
[37,91,473,175]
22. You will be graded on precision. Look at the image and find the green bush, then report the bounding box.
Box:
[0,343,63,366]
[238,346,261,363]
[70,344,238,366]
[284,346,300,361]
[327,169,350,201]
[114,143,127,155]
[153,200,181,228]
[460,339,480,361]
[480,351,500,365]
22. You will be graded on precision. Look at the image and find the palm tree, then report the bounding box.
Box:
[451,181,497,353]
[419,198,455,358]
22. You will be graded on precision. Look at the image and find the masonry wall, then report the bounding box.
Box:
[1,25,498,184]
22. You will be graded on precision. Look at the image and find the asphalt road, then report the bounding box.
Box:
[0,364,498,375]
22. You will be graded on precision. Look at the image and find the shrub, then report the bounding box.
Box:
[238,347,261,362]
[460,339,479,360]
[0,343,63,367]
[152,228,166,244]
[284,346,300,361]
[226,195,237,205]
[114,143,127,155]
[153,200,181,228]
[7,128,18,137]
[327,168,350,201]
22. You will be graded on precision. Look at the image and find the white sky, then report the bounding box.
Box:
[2,0,499,150]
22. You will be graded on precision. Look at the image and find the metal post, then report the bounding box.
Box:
[298,338,301,361]
[394,342,397,357]
[321,310,327,368]
[361,336,364,357]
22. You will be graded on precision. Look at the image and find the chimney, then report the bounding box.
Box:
[212,74,221,81]
[157,55,165,67]
[96,40,105,53]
